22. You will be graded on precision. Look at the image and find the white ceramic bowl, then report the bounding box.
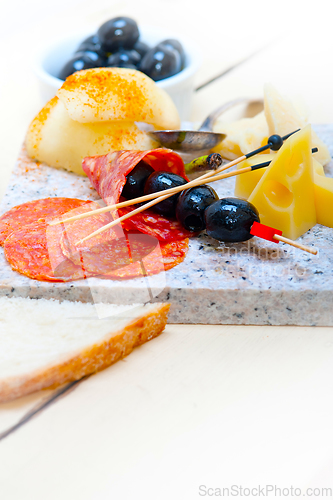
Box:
[34,25,202,121]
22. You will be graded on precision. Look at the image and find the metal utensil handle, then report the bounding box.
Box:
[198,98,263,132]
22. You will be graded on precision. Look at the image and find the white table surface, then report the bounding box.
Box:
[1,1,333,498]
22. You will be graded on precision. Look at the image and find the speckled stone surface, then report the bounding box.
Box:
[1,126,333,325]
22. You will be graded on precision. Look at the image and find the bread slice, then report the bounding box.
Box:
[0,297,169,403]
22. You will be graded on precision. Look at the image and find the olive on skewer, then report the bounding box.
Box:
[61,129,317,254]
[122,168,261,243]
[204,198,260,242]
[143,171,187,216]
[176,185,218,231]
[122,172,316,254]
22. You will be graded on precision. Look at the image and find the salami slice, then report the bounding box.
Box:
[81,149,197,242]
[119,205,197,242]
[82,148,187,206]
[4,222,91,282]
[0,198,90,246]
[104,238,189,279]
[59,203,157,274]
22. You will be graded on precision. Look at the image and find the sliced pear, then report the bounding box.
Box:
[26,97,158,176]
[57,67,180,130]
[248,125,316,240]
[264,83,331,166]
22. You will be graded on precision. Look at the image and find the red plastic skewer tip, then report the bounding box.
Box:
[250,221,282,243]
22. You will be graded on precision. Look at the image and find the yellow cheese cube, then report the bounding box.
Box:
[313,160,325,176]
[248,125,316,240]
[234,155,331,228]
[264,83,331,166]
[234,154,275,200]
[235,155,325,201]
[314,173,333,227]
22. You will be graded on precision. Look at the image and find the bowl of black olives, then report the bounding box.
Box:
[35,17,201,120]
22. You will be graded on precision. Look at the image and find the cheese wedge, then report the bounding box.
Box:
[212,111,269,160]
[234,154,275,199]
[235,154,325,201]
[248,125,316,240]
[314,173,333,228]
[264,83,331,166]
[235,155,331,228]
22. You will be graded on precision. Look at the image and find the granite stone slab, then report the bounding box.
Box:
[1,125,333,325]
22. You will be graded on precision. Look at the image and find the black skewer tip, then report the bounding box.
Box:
[249,147,318,171]
[250,161,271,171]
[245,128,301,159]
[267,134,283,151]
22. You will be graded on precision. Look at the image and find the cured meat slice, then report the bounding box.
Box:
[0,198,89,245]
[82,149,197,241]
[104,238,189,279]
[119,206,197,242]
[82,148,187,205]
[62,229,158,275]
[4,222,90,282]
[59,203,157,274]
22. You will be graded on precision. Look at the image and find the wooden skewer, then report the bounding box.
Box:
[250,222,317,255]
[51,129,301,228]
[74,152,311,248]
[77,191,318,254]
[273,234,317,255]
[77,150,319,253]
[76,150,320,246]
[75,162,269,244]
[50,154,247,227]
[76,192,172,245]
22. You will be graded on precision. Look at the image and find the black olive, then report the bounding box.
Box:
[122,161,154,200]
[76,35,107,59]
[107,49,141,68]
[139,44,182,81]
[97,17,140,51]
[204,198,260,242]
[158,39,186,67]
[176,185,218,231]
[133,40,150,58]
[79,34,100,46]
[144,171,187,216]
[58,51,105,80]
[111,62,138,69]
[61,22,186,83]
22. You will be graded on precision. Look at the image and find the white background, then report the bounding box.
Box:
[1,1,333,498]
